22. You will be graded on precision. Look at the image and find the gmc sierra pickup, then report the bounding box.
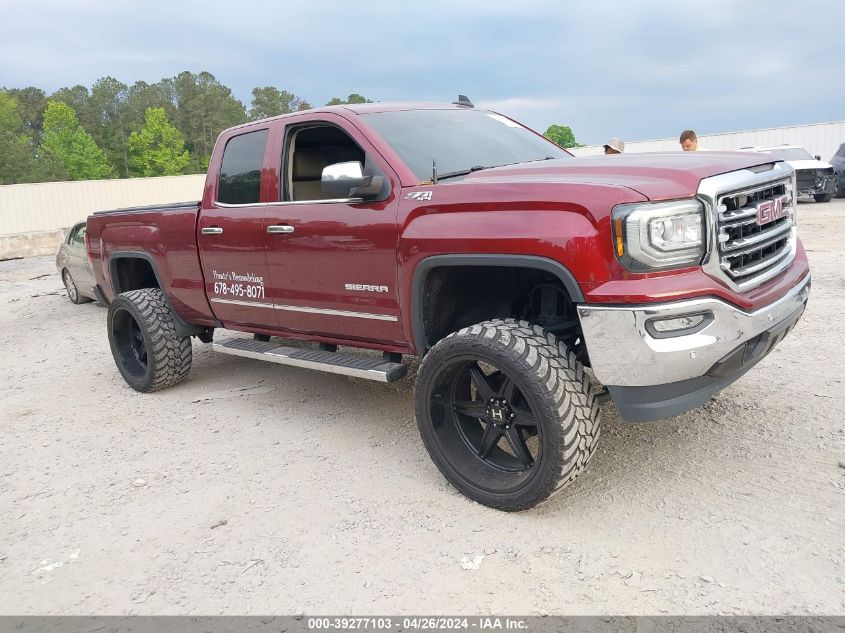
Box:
[86,100,811,510]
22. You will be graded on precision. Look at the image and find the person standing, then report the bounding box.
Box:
[603,138,624,154]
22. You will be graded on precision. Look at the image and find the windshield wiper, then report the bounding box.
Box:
[433,157,557,183]
[435,165,489,182]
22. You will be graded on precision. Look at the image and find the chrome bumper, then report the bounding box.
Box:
[577,274,811,387]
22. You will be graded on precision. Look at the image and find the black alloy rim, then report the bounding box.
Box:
[428,354,542,494]
[112,308,148,378]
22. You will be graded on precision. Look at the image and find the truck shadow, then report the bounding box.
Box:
[187,343,744,515]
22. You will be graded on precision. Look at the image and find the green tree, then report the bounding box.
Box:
[40,101,114,180]
[85,76,131,176]
[170,71,247,172]
[125,80,176,128]
[0,91,37,184]
[0,91,21,131]
[0,91,66,184]
[249,86,310,120]
[126,107,190,176]
[5,87,47,135]
[543,124,582,148]
[50,85,90,120]
[325,93,373,106]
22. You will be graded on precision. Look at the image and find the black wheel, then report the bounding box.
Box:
[814,193,832,203]
[415,319,601,511]
[62,269,91,304]
[107,288,192,392]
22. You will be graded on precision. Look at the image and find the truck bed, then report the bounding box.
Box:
[86,200,216,326]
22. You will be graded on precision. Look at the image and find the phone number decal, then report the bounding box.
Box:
[213,281,265,299]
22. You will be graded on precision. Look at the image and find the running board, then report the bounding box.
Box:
[213,338,407,383]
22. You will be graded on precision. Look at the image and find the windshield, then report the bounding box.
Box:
[361,109,570,181]
[766,148,814,161]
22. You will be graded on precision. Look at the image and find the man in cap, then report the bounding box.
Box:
[603,138,624,154]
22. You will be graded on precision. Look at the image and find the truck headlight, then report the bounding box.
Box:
[612,199,705,271]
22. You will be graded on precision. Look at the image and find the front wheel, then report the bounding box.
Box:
[814,193,832,203]
[107,288,192,392]
[415,319,601,511]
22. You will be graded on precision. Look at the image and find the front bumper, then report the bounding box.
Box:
[797,172,835,198]
[577,274,811,421]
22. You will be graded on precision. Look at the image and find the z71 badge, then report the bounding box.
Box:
[404,191,432,201]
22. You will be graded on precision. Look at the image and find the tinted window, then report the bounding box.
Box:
[362,109,570,181]
[217,129,269,204]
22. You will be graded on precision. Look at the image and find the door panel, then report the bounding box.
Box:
[264,200,403,343]
[65,225,95,292]
[67,245,95,293]
[197,205,275,328]
[197,126,277,329]
[263,117,403,345]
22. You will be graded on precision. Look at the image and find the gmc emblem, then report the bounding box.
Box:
[756,194,790,226]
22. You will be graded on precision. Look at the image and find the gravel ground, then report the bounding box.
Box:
[1,200,843,616]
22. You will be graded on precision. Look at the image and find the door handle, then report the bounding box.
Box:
[267,225,295,234]
[202,227,224,235]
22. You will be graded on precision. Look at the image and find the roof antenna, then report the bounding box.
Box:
[432,158,438,184]
[453,95,474,108]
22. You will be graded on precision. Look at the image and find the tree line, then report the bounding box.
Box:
[0,71,372,185]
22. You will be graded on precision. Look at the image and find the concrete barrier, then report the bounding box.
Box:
[0,229,67,260]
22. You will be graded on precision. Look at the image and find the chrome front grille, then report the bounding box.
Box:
[713,175,796,291]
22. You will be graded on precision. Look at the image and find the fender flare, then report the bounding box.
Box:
[108,251,210,337]
[410,254,585,354]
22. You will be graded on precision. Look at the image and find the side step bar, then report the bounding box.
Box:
[213,338,407,383]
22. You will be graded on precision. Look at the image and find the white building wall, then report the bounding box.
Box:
[571,121,845,160]
[0,174,206,235]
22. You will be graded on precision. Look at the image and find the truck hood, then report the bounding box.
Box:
[463,151,783,200]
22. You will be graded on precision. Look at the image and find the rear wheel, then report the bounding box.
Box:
[62,269,91,304]
[107,288,192,392]
[415,319,601,511]
[814,193,832,203]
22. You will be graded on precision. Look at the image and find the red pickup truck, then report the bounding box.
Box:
[86,100,811,510]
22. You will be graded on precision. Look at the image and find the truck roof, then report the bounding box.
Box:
[224,102,477,133]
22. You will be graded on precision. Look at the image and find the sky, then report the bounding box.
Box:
[1,0,843,146]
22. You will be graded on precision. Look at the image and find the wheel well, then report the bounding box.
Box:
[112,257,160,294]
[419,265,587,363]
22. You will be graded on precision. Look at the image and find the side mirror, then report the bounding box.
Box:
[815,155,821,161]
[321,161,367,196]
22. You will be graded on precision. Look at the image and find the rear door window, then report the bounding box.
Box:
[217,129,269,205]
[70,224,86,246]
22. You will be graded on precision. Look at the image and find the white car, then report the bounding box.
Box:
[740,145,835,202]
[55,221,98,304]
